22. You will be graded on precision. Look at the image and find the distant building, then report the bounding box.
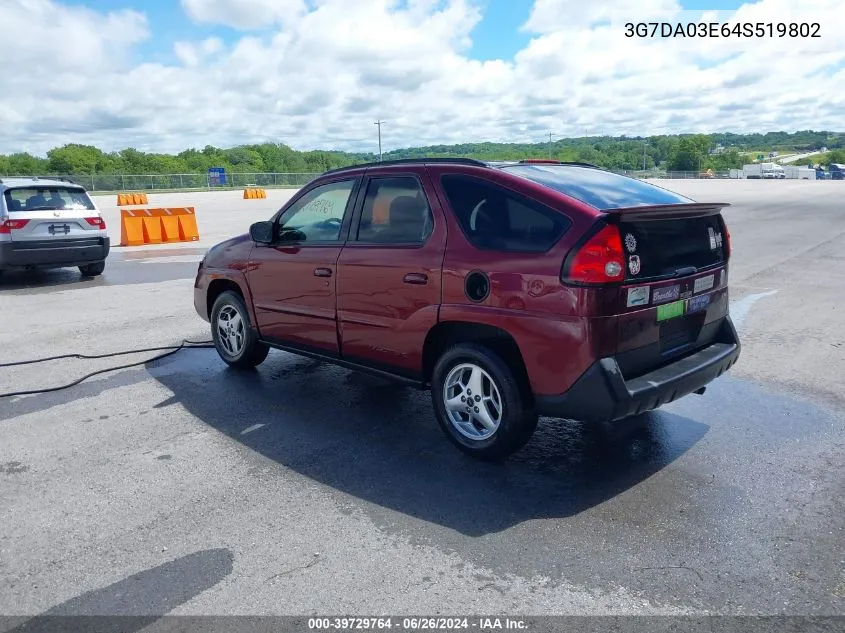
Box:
[709,145,726,155]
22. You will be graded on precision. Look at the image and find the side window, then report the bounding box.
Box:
[276,179,355,243]
[355,176,433,244]
[440,175,570,253]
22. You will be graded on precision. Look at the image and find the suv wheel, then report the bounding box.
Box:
[211,291,270,369]
[79,261,105,277]
[432,343,538,460]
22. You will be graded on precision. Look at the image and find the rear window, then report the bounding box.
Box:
[3,187,95,212]
[620,215,727,280]
[501,165,692,210]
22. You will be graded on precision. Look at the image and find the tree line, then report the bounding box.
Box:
[1,130,841,177]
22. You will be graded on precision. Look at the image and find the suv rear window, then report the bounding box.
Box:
[4,187,95,212]
[501,165,692,210]
[619,215,727,280]
[440,175,570,253]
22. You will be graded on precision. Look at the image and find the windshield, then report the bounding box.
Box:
[501,164,693,210]
[3,186,96,212]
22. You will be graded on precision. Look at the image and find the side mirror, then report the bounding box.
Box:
[249,221,274,244]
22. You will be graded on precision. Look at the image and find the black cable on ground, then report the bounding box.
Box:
[0,339,214,399]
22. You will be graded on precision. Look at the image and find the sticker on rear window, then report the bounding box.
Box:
[624,233,637,253]
[628,255,641,275]
[652,284,680,304]
[626,286,650,307]
[694,274,715,294]
[708,227,717,249]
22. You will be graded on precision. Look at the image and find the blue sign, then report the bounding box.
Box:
[208,167,227,186]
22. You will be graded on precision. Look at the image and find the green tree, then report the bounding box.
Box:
[6,152,48,175]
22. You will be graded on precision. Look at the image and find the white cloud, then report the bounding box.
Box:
[0,0,843,156]
[174,37,225,66]
[0,0,147,75]
[180,0,307,30]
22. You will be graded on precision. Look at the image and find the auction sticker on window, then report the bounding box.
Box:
[656,299,686,322]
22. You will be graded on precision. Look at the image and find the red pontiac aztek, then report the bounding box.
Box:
[194,158,740,460]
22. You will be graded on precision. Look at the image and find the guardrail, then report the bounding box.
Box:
[0,169,742,192]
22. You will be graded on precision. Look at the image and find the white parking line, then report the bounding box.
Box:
[730,290,778,330]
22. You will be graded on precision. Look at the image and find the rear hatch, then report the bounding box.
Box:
[608,204,731,379]
[3,186,104,242]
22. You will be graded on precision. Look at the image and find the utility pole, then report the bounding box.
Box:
[643,139,648,171]
[548,132,554,158]
[374,120,384,161]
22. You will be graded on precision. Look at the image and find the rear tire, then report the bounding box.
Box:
[210,290,269,369]
[79,261,105,277]
[431,342,538,461]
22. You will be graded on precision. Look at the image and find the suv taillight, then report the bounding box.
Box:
[0,219,29,234]
[562,224,625,284]
[85,217,106,229]
[723,220,731,258]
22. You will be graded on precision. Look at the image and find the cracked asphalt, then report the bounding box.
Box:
[0,181,843,620]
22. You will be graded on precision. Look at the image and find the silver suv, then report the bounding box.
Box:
[0,177,109,277]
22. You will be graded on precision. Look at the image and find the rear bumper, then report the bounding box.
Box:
[0,237,110,269]
[535,317,741,422]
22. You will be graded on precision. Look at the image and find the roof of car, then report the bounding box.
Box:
[0,177,85,190]
[320,158,602,177]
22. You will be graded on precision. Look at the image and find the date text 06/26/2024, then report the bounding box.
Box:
[624,21,820,39]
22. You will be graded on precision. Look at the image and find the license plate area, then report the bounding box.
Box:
[48,224,71,235]
[660,311,706,353]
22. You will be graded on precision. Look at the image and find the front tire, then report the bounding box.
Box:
[431,343,538,461]
[79,261,105,277]
[210,290,269,369]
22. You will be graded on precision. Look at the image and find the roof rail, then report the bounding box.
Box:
[509,160,602,169]
[322,157,488,176]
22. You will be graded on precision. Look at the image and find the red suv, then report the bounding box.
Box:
[194,158,740,459]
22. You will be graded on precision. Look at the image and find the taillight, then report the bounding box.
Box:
[722,220,731,258]
[0,219,29,234]
[85,217,106,229]
[562,224,625,284]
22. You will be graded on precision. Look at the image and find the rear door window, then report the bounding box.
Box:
[440,175,570,252]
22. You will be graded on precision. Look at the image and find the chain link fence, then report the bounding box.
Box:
[3,169,741,193]
[2,172,323,192]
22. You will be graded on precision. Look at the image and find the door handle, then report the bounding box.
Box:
[314,267,333,277]
[403,273,428,285]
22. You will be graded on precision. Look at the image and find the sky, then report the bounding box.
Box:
[1,0,843,156]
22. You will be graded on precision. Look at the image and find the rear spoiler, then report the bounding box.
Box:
[601,202,730,222]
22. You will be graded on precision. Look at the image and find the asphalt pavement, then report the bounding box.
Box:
[0,180,843,619]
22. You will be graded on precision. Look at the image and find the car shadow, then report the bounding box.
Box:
[0,262,197,293]
[4,548,233,632]
[148,349,709,537]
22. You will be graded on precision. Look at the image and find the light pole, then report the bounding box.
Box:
[643,139,647,171]
[374,120,384,161]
